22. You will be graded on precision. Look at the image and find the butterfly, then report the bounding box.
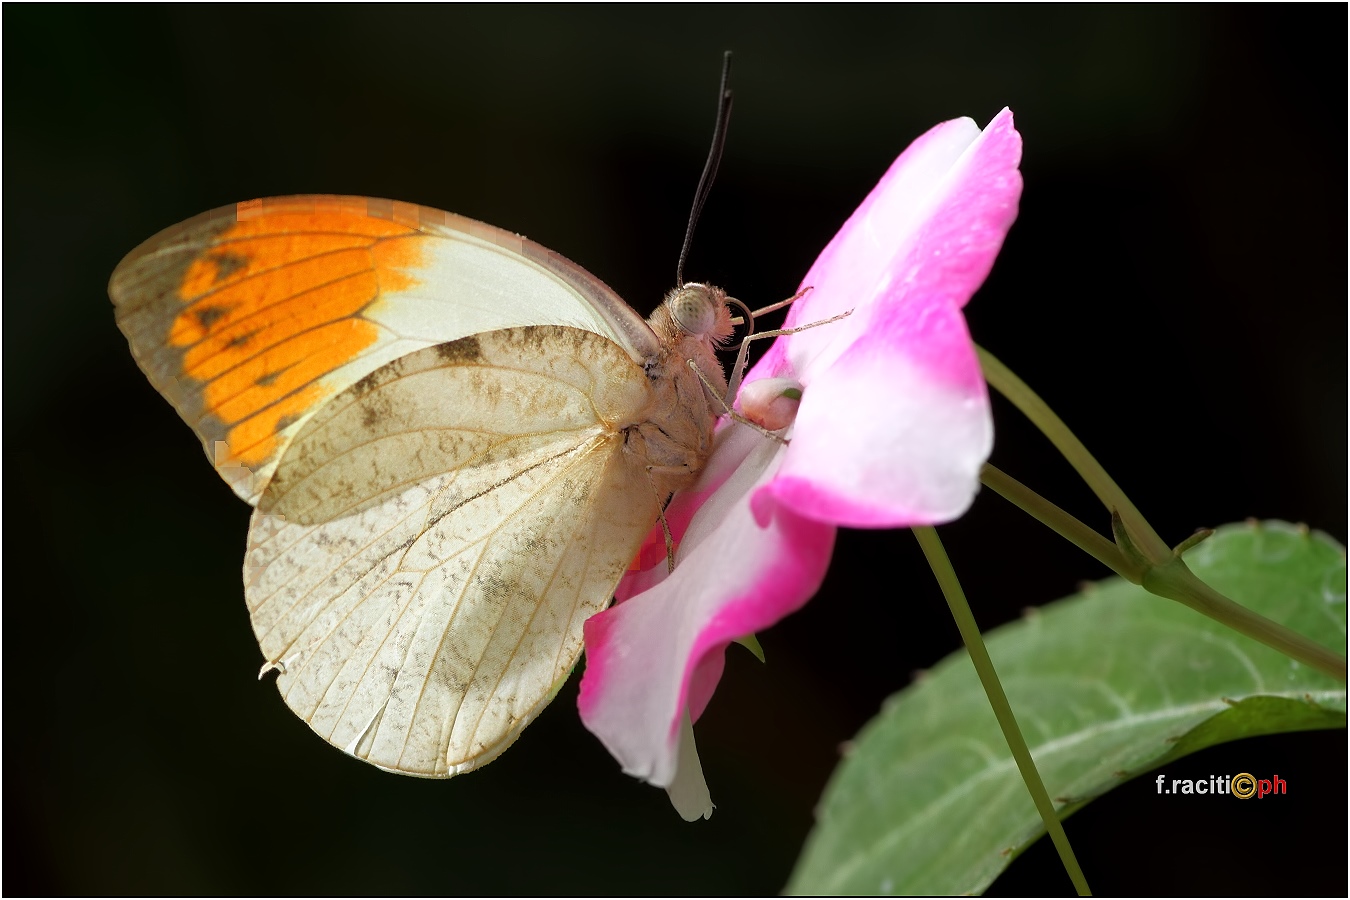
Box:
[109,194,740,777]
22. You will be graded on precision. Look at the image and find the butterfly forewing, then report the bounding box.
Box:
[110,196,657,505]
[245,327,662,775]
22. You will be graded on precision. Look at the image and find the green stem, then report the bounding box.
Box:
[977,439,1347,680]
[976,346,1171,561]
[1137,541,1348,682]
[984,459,1347,680]
[914,526,1092,897]
[981,464,1128,578]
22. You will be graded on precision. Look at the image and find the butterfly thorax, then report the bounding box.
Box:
[623,283,735,498]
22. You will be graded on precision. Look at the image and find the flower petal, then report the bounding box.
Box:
[753,108,1021,527]
[578,426,835,787]
[765,300,991,526]
[752,107,1023,388]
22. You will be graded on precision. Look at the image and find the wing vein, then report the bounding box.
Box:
[182,282,383,416]
[460,445,614,751]
[396,433,611,767]
[282,425,594,523]
[255,495,429,651]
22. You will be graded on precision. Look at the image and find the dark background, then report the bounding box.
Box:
[5,5,1345,895]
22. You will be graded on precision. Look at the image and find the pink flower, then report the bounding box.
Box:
[578,109,1024,819]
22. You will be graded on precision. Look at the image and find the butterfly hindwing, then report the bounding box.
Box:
[110,196,659,504]
[245,326,661,775]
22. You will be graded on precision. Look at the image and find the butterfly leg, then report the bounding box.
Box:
[724,306,854,399]
[687,359,789,445]
[726,285,814,327]
[643,464,682,572]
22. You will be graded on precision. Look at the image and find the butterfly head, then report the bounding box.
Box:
[662,282,735,345]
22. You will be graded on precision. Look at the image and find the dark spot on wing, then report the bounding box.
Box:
[274,412,302,434]
[353,375,397,430]
[209,250,250,283]
[352,370,382,395]
[195,305,229,330]
[435,335,482,364]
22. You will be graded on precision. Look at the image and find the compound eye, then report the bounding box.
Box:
[669,284,717,336]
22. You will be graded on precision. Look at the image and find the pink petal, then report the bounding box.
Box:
[764,299,992,526]
[579,426,835,788]
[752,107,1022,389]
[753,108,1021,527]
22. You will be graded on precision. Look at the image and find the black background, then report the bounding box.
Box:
[5,5,1345,895]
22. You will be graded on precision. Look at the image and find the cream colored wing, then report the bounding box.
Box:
[110,196,660,505]
[245,326,659,776]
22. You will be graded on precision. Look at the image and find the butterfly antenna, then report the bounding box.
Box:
[676,51,733,288]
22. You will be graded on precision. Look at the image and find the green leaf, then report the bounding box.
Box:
[787,521,1346,895]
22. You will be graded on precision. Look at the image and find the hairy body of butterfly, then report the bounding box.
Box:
[111,195,734,776]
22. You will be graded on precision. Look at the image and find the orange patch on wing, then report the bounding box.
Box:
[224,383,326,468]
[371,235,424,295]
[208,316,378,419]
[179,254,378,381]
[170,209,429,467]
[171,238,375,344]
